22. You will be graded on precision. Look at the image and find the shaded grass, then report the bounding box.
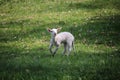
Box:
[0,48,120,80]
[71,14,120,46]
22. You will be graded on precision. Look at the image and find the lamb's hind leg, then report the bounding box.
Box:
[68,46,72,56]
[62,43,67,55]
[67,42,72,56]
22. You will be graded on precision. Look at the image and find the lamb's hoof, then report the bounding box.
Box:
[52,54,55,57]
[64,54,69,56]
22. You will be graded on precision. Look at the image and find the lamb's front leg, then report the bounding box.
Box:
[53,43,60,57]
[49,43,53,54]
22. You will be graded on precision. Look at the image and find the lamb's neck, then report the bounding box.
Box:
[51,36,55,41]
[51,34,57,42]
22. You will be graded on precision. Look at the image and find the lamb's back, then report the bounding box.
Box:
[55,32,74,42]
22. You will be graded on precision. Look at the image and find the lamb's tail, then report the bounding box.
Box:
[72,41,76,55]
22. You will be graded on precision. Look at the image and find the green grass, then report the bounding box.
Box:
[0,0,120,80]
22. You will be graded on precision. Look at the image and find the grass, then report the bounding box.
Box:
[0,0,120,80]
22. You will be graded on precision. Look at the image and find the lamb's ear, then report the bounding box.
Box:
[57,27,62,32]
[47,28,52,32]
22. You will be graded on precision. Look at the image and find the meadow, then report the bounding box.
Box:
[0,0,120,80]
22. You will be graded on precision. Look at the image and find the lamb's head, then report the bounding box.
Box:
[47,28,62,36]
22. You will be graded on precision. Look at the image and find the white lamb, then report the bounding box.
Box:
[47,27,75,56]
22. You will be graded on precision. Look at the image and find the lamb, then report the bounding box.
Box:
[47,27,75,56]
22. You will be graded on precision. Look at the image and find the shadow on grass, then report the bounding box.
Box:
[69,0,120,10]
[0,49,120,80]
[70,14,120,46]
